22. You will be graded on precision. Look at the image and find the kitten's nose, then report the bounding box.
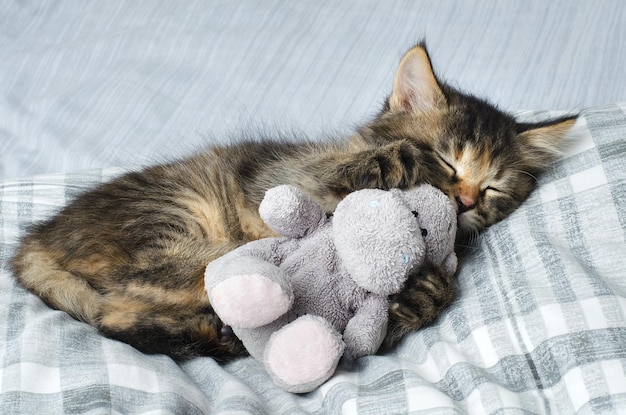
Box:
[455,195,476,214]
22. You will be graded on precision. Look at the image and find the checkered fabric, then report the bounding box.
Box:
[1,104,625,414]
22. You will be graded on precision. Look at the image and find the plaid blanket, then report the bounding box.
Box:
[1,104,625,414]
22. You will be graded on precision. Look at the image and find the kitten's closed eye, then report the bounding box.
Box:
[436,154,457,177]
[482,186,505,199]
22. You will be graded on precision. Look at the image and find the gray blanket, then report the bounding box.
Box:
[1,105,624,414]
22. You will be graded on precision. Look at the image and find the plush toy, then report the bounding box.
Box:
[204,184,457,393]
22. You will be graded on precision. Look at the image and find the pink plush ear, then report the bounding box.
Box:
[388,43,446,112]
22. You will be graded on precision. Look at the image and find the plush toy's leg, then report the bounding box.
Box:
[232,317,288,361]
[264,315,345,394]
[205,256,293,329]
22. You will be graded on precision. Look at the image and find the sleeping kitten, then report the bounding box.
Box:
[10,43,576,360]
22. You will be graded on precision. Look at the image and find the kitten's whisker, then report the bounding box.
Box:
[511,168,539,184]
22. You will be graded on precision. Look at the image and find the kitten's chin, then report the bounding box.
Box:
[457,212,483,237]
[455,215,483,255]
[457,212,475,231]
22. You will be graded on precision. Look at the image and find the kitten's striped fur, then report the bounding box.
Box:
[10,43,576,359]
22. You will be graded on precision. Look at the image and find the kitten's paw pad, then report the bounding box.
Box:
[265,315,344,393]
[210,273,292,329]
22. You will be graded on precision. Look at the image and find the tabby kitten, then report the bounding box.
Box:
[10,43,576,360]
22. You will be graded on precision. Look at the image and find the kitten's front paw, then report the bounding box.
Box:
[381,262,456,351]
[348,141,421,190]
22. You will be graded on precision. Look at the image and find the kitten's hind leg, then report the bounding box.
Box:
[95,248,250,360]
[98,294,246,361]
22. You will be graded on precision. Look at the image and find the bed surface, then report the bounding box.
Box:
[2,0,625,180]
[1,1,625,414]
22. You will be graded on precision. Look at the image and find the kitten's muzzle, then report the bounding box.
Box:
[455,196,475,214]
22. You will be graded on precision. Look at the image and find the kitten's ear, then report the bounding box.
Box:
[517,116,578,165]
[389,43,446,112]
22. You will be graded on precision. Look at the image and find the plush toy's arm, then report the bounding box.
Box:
[442,252,458,276]
[227,237,288,266]
[342,294,389,359]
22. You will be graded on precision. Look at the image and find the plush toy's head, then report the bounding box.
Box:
[332,188,424,295]
[258,184,458,296]
[333,184,458,294]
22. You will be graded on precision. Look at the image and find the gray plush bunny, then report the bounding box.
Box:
[204,184,457,393]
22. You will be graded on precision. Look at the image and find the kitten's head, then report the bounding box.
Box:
[364,42,576,240]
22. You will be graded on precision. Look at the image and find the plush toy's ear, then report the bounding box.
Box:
[333,189,425,295]
[259,185,326,238]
